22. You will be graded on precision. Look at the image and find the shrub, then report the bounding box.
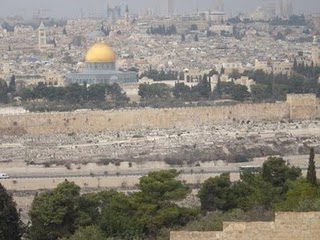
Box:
[43,162,51,168]
[233,154,250,163]
[164,158,184,166]
[65,163,72,170]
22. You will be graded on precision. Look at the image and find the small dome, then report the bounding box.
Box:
[85,43,116,63]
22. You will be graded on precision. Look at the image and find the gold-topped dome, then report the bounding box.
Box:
[85,43,116,63]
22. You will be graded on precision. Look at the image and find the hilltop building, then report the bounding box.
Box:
[66,42,137,85]
[312,36,320,66]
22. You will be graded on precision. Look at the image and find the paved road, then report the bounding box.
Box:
[5,166,319,180]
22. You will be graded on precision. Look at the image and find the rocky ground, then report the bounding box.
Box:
[0,120,319,167]
[1,119,319,223]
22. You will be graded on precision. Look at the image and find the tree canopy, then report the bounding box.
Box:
[0,184,21,240]
[29,170,197,240]
[29,180,81,240]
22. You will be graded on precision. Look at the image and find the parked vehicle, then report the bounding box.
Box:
[0,173,9,179]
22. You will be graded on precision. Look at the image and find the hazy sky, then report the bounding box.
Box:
[1,0,319,18]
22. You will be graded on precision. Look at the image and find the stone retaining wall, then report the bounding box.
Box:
[170,212,320,240]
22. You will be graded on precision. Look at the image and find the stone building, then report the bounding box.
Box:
[66,42,137,85]
[312,36,320,66]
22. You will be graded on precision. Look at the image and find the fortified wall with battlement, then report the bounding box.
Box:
[170,212,320,240]
[0,94,319,136]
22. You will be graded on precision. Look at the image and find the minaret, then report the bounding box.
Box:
[312,36,319,66]
[125,5,129,24]
[38,21,47,51]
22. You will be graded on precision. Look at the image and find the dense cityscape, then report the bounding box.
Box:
[0,0,320,240]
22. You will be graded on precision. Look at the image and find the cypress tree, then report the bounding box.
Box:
[9,75,16,93]
[307,147,317,185]
[0,184,21,240]
[0,79,9,103]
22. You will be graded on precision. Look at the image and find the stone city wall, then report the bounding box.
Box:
[0,94,318,136]
[170,212,320,240]
[287,94,319,120]
[1,173,241,192]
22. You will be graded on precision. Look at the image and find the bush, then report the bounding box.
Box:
[164,158,184,166]
[233,154,250,163]
[43,162,51,168]
[98,159,111,166]
[65,163,72,170]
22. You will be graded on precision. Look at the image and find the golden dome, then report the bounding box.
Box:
[85,43,116,63]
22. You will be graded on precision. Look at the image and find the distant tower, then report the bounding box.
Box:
[213,0,224,12]
[159,0,174,16]
[38,21,47,50]
[264,0,276,19]
[125,5,129,23]
[276,0,293,18]
[282,0,293,18]
[168,0,175,16]
[107,0,121,22]
[312,36,320,66]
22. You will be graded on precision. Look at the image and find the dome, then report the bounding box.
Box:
[85,43,116,63]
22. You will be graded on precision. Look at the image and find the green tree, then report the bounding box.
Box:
[236,173,280,210]
[18,87,34,100]
[198,173,235,211]
[138,83,171,101]
[217,82,249,101]
[272,84,289,100]
[33,82,49,99]
[8,75,16,93]
[0,79,9,103]
[29,180,81,240]
[181,34,186,42]
[62,27,67,35]
[137,170,190,203]
[62,226,106,240]
[213,76,222,99]
[231,84,250,101]
[64,84,84,104]
[192,75,211,99]
[275,32,285,41]
[87,84,106,102]
[276,179,320,211]
[173,83,191,100]
[262,156,301,190]
[106,83,129,105]
[133,170,196,238]
[229,70,241,79]
[0,184,21,240]
[76,192,105,227]
[251,84,271,102]
[99,192,143,239]
[307,148,317,185]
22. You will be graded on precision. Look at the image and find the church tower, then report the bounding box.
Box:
[312,36,320,66]
[38,22,47,51]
